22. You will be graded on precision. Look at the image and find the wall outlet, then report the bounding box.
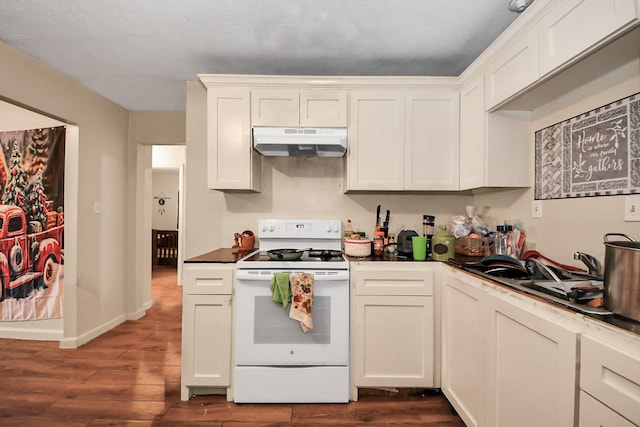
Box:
[624,195,640,221]
[532,200,542,218]
[93,201,102,214]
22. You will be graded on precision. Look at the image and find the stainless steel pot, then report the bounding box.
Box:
[603,233,640,322]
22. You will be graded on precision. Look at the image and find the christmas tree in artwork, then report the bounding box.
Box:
[2,140,27,211]
[26,169,48,229]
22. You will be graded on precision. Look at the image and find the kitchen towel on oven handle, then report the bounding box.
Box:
[270,272,292,308]
[289,272,314,333]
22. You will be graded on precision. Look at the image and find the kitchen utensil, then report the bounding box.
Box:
[603,233,640,322]
[376,205,381,231]
[397,230,418,254]
[522,250,585,272]
[383,210,390,234]
[266,248,310,261]
[412,236,427,261]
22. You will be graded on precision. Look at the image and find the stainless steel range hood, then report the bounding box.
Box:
[253,127,347,157]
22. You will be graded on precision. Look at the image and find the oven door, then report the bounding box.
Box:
[235,269,349,366]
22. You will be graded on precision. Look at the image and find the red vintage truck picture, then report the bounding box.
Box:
[0,204,63,301]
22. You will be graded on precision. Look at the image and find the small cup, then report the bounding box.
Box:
[412,236,427,261]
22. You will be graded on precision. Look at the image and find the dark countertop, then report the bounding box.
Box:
[185,248,254,263]
[185,248,639,336]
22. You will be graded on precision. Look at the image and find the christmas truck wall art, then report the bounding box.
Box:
[0,204,62,301]
[0,126,65,320]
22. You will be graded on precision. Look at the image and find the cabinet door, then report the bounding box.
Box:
[251,90,299,126]
[538,0,639,76]
[485,28,539,110]
[441,273,487,427]
[459,77,486,190]
[354,295,434,387]
[207,88,260,191]
[181,294,232,399]
[404,89,460,190]
[300,90,347,127]
[580,335,640,425]
[347,90,405,191]
[485,296,578,427]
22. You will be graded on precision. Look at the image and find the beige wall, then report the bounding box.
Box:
[0,41,130,345]
[474,55,640,267]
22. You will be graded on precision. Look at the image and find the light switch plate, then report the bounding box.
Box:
[532,200,542,218]
[624,195,640,221]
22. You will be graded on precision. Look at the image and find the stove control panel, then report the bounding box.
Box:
[258,219,342,239]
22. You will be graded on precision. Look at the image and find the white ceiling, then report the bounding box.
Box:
[0,0,522,111]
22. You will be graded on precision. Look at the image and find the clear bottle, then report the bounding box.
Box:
[494,225,508,255]
[344,219,355,238]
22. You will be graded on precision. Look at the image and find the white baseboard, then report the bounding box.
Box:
[60,313,128,349]
[0,327,63,341]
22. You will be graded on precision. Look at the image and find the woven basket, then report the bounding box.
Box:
[344,238,372,257]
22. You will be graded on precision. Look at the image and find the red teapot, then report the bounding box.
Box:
[233,230,255,250]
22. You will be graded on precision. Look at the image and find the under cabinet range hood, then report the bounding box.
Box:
[252,127,347,157]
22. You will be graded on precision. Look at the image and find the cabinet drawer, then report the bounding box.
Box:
[352,264,434,296]
[579,391,636,427]
[581,335,640,425]
[183,264,234,295]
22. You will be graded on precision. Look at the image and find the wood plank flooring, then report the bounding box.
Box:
[0,266,465,426]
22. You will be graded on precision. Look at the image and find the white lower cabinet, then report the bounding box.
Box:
[441,272,487,427]
[181,264,234,401]
[351,263,436,399]
[442,269,580,427]
[485,296,579,427]
[580,331,640,426]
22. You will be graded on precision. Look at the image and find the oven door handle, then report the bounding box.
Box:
[235,269,350,281]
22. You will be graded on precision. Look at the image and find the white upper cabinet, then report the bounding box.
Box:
[405,89,460,191]
[300,91,348,127]
[538,0,639,77]
[251,89,347,127]
[459,76,532,190]
[346,87,460,192]
[251,90,299,126]
[485,28,540,110]
[459,76,487,190]
[207,88,261,191]
[347,90,406,191]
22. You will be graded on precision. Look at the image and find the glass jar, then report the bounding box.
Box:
[373,231,385,257]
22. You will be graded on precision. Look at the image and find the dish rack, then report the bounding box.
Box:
[455,235,494,257]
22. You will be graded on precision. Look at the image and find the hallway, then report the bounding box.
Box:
[0,267,464,426]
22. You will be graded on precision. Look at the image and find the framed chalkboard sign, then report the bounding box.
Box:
[535,92,639,200]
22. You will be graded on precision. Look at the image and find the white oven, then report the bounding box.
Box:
[234,219,350,403]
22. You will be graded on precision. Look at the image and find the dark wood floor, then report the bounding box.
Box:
[0,266,465,426]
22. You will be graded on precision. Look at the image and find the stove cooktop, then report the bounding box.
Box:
[237,249,349,270]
